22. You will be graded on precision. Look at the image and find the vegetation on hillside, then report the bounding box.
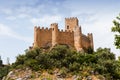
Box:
[11,45,120,79]
[0,56,10,80]
[112,13,120,49]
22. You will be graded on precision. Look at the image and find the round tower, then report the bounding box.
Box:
[33,26,39,47]
[74,26,83,51]
[51,23,58,46]
[88,33,94,50]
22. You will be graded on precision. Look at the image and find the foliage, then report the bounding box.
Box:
[0,66,10,79]
[111,13,120,49]
[11,45,120,79]
[0,56,2,66]
[0,59,2,66]
[0,56,10,79]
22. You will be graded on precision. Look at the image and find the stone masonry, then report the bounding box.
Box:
[33,17,94,51]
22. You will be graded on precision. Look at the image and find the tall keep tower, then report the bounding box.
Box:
[74,26,83,51]
[65,17,78,31]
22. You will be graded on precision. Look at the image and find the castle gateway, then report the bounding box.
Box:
[33,17,94,51]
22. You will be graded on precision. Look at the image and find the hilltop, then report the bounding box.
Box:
[1,45,120,80]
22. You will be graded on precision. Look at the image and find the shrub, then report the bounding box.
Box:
[24,59,39,71]
[0,66,10,79]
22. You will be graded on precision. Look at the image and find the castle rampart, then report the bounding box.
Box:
[33,17,94,51]
[57,31,74,47]
[34,26,52,48]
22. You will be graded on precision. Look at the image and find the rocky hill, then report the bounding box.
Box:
[3,68,104,80]
[1,45,120,80]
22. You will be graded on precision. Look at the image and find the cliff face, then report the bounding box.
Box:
[3,68,105,80]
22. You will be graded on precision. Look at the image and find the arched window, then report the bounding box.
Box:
[53,28,54,31]
[67,25,69,29]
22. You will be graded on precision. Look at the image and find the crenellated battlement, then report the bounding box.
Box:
[82,34,88,38]
[35,25,74,33]
[34,26,52,32]
[33,17,94,52]
[82,34,90,42]
[60,29,64,32]
[59,29,74,33]
[50,23,58,26]
[87,33,92,36]
[65,17,78,21]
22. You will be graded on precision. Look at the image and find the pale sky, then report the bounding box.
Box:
[0,0,120,64]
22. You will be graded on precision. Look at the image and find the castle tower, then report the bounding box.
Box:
[33,26,39,47]
[65,17,79,31]
[51,23,59,46]
[74,26,83,51]
[88,33,94,50]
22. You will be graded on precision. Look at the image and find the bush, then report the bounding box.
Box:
[59,67,69,78]
[69,62,80,72]
[0,66,10,79]
[24,59,39,71]
[15,54,26,65]
[0,60,2,66]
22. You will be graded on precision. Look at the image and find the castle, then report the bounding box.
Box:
[33,17,94,51]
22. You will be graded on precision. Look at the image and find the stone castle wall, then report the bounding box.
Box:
[34,27,52,48]
[82,34,91,49]
[33,17,94,51]
[57,30,74,47]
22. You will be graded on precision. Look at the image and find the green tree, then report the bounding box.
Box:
[0,66,10,79]
[0,55,3,66]
[96,48,115,60]
[111,13,120,49]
